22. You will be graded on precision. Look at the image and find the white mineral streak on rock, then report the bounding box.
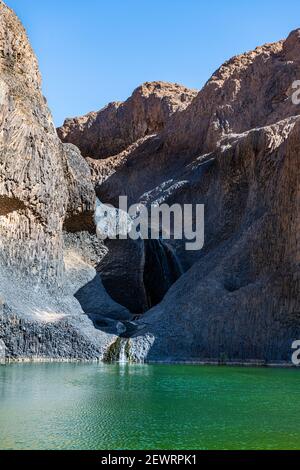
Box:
[0,80,8,106]
[94,198,133,239]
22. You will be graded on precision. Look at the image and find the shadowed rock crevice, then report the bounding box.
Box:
[143,239,183,308]
[99,239,183,314]
[63,213,95,234]
[0,196,26,216]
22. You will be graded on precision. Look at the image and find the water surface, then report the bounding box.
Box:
[0,363,299,450]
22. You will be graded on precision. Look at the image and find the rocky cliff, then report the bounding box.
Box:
[58,30,300,363]
[0,1,130,361]
[0,1,66,284]
[57,81,197,160]
[0,1,299,363]
[128,116,300,362]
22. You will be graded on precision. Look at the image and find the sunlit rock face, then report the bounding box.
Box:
[0,2,67,284]
[0,2,120,361]
[0,2,97,285]
[94,199,148,314]
[57,81,198,160]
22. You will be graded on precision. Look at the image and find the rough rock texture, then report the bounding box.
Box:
[1,0,299,364]
[75,30,300,363]
[0,2,128,360]
[0,1,67,284]
[163,32,300,157]
[0,2,98,285]
[143,240,183,309]
[97,238,148,314]
[0,337,5,364]
[57,81,197,159]
[128,117,300,362]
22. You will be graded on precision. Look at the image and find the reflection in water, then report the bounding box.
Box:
[0,363,300,450]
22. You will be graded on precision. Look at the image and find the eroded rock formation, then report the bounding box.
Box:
[129,116,300,362]
[60,28,300,363]
[0,1,128,360]
[57,81,197,159]
[0,0,299,363]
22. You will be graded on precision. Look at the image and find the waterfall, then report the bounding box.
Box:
[143,239,183,308]
[104,337,130,363]
[118,339,128,363]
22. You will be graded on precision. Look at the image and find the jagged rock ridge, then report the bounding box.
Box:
[57,81,197,159]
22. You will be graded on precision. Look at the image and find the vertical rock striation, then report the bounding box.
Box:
[0,1,68,284]
[0,0,299,363]
[0,2,125,361]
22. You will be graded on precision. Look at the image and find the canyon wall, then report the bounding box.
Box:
[0,0,299,363]
[59,29,300,363]
[0,1,127,361]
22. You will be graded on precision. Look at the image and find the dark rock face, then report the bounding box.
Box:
[74,272,131,321]
[0,2,96,286]
[96,238,184,315]
[97,238,148,314]
[0,2,125,360]
[128,117,300,363]
[92,31,300,214]
[70,31,300,363]
[144,240,183,308]
[163,32,300,158]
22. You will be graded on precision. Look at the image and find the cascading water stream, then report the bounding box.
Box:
[118,339,128,363]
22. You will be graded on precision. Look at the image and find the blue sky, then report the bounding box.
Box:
[6,0,300,126]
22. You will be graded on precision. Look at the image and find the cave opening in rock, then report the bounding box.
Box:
[63,213,95,234]
[93,198,184,315]
[143,239,183,309]
[96,238,184,317]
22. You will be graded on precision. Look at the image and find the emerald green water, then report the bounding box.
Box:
[0,363,299,450]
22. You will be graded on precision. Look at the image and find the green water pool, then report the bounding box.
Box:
[0,363,299,450]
